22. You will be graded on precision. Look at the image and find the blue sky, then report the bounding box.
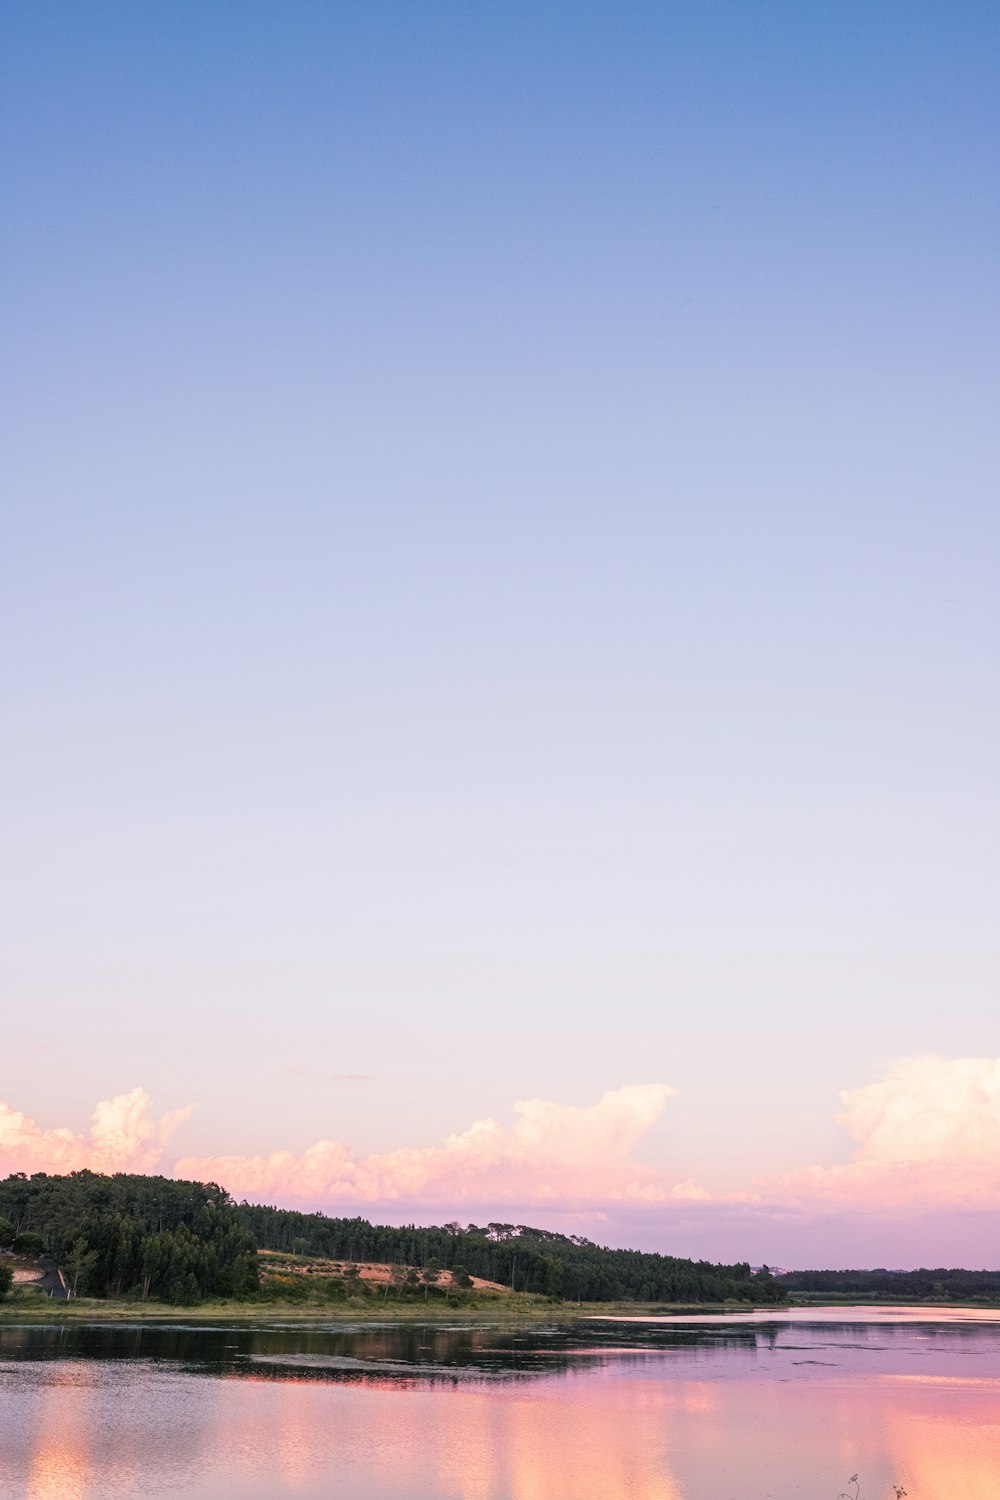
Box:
[2,1,998,1262]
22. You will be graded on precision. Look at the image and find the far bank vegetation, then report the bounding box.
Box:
[1,1170,786,1308]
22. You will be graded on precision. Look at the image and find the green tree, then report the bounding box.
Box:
[229,1251,257,1299]
[64,1236,98,1297]
[544,1256,565,1298]
[752,1265,784,1305]
[421,1258,442,1300]
[0,1216,15,1248]
[178,1271,201,1305]
[0,1263,13,1300]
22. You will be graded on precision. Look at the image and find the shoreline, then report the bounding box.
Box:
[5,1293,1000,1325]
[0,1295,768,1324]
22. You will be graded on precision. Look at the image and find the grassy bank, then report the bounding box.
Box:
[0,1287,771,1324]
[7,1293,998,1324]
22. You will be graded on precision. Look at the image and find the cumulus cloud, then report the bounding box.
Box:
[757,1056,1000,1216]
[0,1088,191,1177]
[840,1055,1000,1165]
[7,1059,1000,1239]
[174,1084,677,1208]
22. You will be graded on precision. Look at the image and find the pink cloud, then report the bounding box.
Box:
[174,1084,677,1208]
[840,1055,1000,1165]
[0,1087,191,1177]
[5,1058,1000,1257]
[751,1056,1000,1218]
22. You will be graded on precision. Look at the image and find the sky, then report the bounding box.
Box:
[2,0,998,1269]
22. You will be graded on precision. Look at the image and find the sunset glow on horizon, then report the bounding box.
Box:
[5,1054,1000,1265]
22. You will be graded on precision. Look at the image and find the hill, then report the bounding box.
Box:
[0,1170,786,1306]
[237,1203,785,1303]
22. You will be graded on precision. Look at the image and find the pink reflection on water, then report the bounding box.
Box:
[600,1302,1000,1325]
[6,1316,1000,1500]
[884,1376,1000,1500]
[25,1369,93,1500]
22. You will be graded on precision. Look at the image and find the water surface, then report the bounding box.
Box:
[2,1308,998,1498]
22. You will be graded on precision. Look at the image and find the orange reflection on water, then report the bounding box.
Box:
[434,1379,683,1500]
[884,1376,1000,1500]
[224,1370,685,1500]
[25,1370,93,1500]
[268,1378,329,1487]
[8,1341,1000,1500]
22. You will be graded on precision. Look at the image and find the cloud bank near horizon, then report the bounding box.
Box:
[3,1058,1000,1238]
[175,1084,680,1209]
[0,1087,190,1179]
[756,1055,1000,1217]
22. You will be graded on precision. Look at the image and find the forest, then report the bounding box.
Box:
[0,1171,259,1302]
[0,1169,787,1305]
[780,1267,1000,1301]
[236,1203,786,1303]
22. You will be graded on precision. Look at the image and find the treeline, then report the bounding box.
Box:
[0,1171,258,1303]
[0,1170,790,1305]
[237,1205,786,1303]
[781,1267,1000,1301]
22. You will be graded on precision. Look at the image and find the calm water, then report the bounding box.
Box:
[2,1307,999,1499]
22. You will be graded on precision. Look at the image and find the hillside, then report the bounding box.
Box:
[256,1248,508,1303]
[1,1170,786,1306]
[238,1203,786,1303]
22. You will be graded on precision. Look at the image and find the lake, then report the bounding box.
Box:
[2,1307,999,1499]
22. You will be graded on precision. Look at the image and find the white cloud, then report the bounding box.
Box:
[174,1084,676,1207]
[840,1055,1000,1165]
[0,1088,191,1177]
[7,1059,1000,1240]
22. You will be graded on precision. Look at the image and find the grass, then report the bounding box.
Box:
[0,1285,766,1324]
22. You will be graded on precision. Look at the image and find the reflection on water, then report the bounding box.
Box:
[1,1312,999,1499]
[23,1367,93,1500]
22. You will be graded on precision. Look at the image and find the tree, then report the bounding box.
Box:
[752,1265,784,1305]
[0,1263,12,1300]
[450,1264,473,1290]
[229,1252,257,1299]
[13,1230,43,1258]
[544,1257,565,1298]
[64,1236,98,1297]
[0,1216,15,1248]
[421,1258,442,1300]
